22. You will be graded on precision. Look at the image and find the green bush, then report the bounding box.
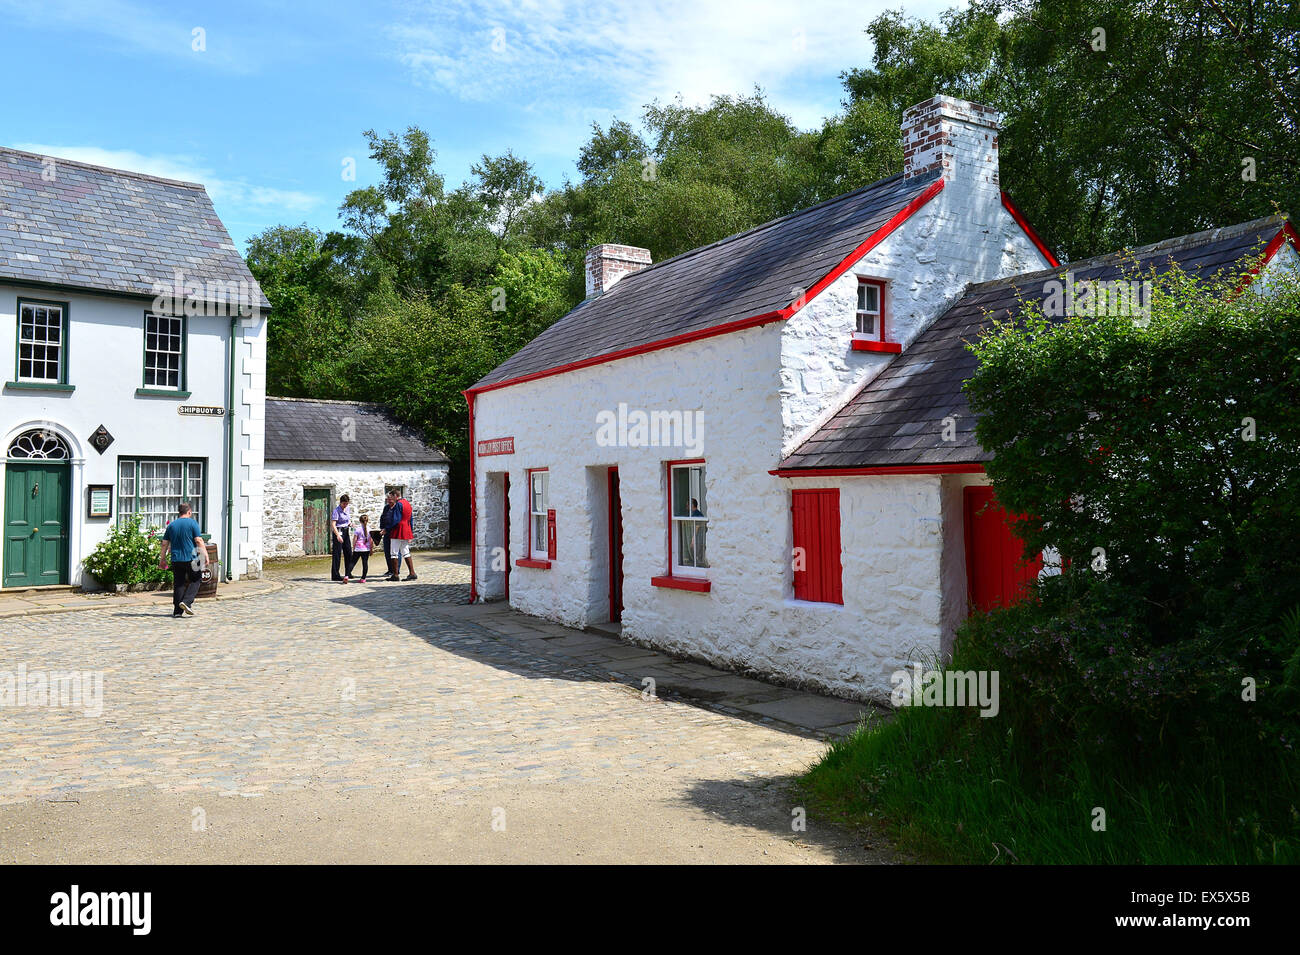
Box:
[961,262,1300,753]
[966,260,1300,647]
[801,260,1300,863]
[82,515,171,588]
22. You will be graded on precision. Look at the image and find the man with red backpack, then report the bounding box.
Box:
[383,489,417,581]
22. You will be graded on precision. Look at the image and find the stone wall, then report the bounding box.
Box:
[263,460,449,559]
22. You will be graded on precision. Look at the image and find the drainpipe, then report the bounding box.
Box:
[464,388,477,603]
[225,316,236,581]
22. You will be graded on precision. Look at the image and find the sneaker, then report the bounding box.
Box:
[358,578,367,583]
[341,577,350,584]
[404,574,418,581]
[181,602,195,616]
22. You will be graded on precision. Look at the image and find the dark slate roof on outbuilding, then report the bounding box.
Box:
[265,398,448,464]
[781,215,1291,471]
[473,168,942,388]
[0,147,270,309]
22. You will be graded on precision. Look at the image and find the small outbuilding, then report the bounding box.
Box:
[263,397,449,558]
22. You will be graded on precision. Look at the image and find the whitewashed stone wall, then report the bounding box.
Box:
[263,460,449,559]
[473,331,967,701]
[779,172,1053,453]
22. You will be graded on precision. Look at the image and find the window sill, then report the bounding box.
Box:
[135,388,192,399]
[515,557,552,569]
[5,381,74,392]
[651,575,711,593]
[785,596,845,609]
[851,339,902,354]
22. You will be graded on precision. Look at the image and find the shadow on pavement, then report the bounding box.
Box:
[325,572,874,742]
[675,775,900,865]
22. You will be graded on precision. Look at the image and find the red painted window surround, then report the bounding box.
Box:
[851,339,903,353]
[791,488,843,604]
[659,457,711,593]
[852,276,901,354]
[525,467,550,564]
[651,575,712,593]
[1000,192,1060,268]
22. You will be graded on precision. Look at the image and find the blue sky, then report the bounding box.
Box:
[1,0,956,250]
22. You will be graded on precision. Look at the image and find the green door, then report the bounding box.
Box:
[302,488,331,556]
[4,462,70,587]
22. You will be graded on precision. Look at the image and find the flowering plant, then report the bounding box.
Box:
[82,515,172,587]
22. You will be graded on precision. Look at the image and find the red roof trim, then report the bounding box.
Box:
[1000,192,1060,268]
[1239,222,1300,289]
[467,179,946,396]
[770,463,986,478]
[779,178,946,319]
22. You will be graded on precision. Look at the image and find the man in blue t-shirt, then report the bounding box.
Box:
[158,503,207,617]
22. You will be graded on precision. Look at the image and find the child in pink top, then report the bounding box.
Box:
[349,515,373,582]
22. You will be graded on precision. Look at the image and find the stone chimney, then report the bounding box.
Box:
[901,95,1001,189]
[585,244,652,298]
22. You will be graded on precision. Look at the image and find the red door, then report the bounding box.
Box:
[963,486,1043,613]
[608,468,623,621]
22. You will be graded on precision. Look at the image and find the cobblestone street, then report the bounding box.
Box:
[0,550,888,863]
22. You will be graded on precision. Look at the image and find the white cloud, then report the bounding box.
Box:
[389,0,958,130]
[12,144,320,215]
[0,0,271,73]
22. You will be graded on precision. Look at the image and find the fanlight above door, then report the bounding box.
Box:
[7,429,70,460]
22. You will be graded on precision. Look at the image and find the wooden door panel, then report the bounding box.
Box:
[964,485,1042,613]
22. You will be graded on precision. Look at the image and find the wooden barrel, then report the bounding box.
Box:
[197,541,219,598]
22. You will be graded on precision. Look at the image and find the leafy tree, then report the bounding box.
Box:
[535,91,829,272]
[244,224,354,396]
[842,1,1300,260]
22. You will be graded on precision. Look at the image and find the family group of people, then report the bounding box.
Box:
[329,489,418,584]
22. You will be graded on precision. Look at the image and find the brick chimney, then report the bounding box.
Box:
[584,244,652,298]
[901,95,1001,190]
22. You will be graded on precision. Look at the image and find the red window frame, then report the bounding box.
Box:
[851,276,901,354]
[516,467,552,569]
[651,458,711,592]
[791,488,843,604]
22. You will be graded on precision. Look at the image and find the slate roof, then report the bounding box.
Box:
[0,147,270,309]
[473,169,942,388]
[781,215,1290,471]
[265,398,447,464]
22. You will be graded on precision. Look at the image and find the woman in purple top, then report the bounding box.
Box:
[331,493,354,582]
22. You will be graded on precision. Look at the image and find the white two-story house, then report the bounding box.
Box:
[0,147,268,588]
[466,95,1300,702]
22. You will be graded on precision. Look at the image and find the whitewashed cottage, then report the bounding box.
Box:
[262,397,449,557]
[465,95,1300,701]
[0,147,268,588]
